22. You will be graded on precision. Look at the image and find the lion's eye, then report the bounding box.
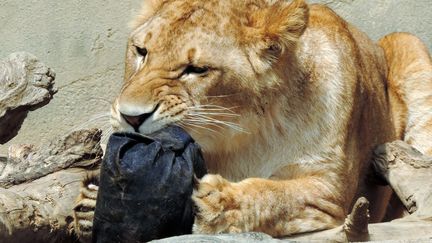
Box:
[183,65,209,75]
[135,46,148,57]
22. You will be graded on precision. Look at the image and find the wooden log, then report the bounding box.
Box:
[287,216,432,242]
[0,129,103,188]
[343,197,370,241]
[0,129,102,243]
[372,140,432,218]
[0,52,56,144]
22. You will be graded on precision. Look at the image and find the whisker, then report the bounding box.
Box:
[193,104,237,109]
[204,93,240,98]
[190,108,233,112]
[186,115,248,134]
[176,121,201,135]
[181,120,221,135]
[88,97,114,105]
[190,114,245,129]
[191,104,239,112]
[67,113,111,135]
[72,113,111,128]
[183,118,226,131]
[189,111,240,117]
[101,126,114,144]
[185,104,249,133]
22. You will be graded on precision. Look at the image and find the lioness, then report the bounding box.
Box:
[73,0,432,240]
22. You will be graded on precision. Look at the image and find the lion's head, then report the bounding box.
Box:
[111,0,308,151]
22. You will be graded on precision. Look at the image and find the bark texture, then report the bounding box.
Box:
[0,52,56,144]
[372,140,432,218]
[0,129,102,243]
[0,129,102,188]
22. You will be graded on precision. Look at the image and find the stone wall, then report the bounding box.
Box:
[1,0,431,152]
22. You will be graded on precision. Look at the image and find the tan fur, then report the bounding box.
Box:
[73,174,99,242]
[74,0,432,238]
[379,32,432,155]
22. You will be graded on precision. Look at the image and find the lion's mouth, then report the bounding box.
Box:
[120,104,160,133]
[114,101,186,136]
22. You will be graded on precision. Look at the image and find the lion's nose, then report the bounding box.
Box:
[121,112,153,132]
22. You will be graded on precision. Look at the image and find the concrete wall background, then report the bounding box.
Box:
[1,0,431,152]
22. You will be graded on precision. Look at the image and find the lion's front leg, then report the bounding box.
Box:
[72,173,99,243]
[192,174,346,237]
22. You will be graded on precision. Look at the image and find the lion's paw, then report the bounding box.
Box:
[192,174,244,234]
[72,173,99,243]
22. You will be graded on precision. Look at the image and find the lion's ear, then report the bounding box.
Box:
[129,0,169,30]
[246,0,309,53]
